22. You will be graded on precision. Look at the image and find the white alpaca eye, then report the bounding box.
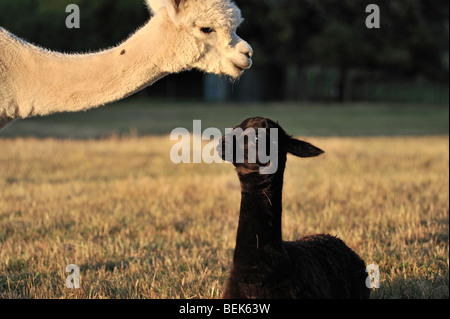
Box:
[200,27,215,34]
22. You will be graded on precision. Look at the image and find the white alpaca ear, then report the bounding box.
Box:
[146,0,167,14]
[146,0,186,23]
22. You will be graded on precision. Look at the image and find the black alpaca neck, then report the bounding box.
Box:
[233,161,286,265]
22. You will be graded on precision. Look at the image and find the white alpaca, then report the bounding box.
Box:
[0,0,253,129]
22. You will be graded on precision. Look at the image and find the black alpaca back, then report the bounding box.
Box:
[224,236,369,299]
[219,117,371,299]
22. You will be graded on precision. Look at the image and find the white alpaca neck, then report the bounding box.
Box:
[0,12,184,122]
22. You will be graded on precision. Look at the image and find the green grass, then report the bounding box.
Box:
[0,100,448,138]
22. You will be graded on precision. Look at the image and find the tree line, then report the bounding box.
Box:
[1,0,448,102]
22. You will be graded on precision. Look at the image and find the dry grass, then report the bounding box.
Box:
[0,135,448,299]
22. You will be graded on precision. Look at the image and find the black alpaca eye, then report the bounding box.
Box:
[200,27,215,34]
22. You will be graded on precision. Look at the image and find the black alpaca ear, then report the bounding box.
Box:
[286,138,324,158]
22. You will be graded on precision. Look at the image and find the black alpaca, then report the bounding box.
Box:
[218,117,371,299]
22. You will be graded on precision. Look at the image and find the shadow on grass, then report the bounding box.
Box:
[1,101,448,139]
[372,274,449,299]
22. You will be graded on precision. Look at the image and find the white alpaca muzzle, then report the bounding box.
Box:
[230,32,253,72]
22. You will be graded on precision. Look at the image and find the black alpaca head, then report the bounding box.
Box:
[217,117,324,176]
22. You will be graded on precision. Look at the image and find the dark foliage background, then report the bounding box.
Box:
[0,0,448,103]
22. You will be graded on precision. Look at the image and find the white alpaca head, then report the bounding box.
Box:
[146,0,253,78]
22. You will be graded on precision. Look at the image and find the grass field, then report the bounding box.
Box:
[0,102,448,299]
[0,100,448,138]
